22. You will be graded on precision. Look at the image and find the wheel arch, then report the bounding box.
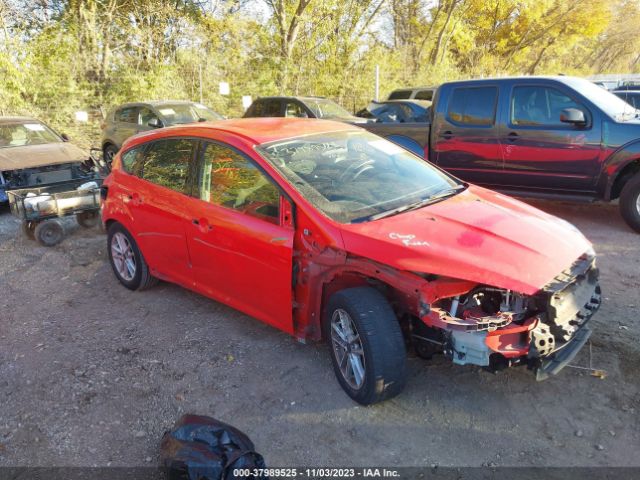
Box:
[609,158,640,200]
[316,269,415,342]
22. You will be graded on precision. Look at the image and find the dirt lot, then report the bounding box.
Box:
[0,199,638,468]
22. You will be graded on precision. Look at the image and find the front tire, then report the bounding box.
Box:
[620,172,640,233]
[107,223,157,291]
[324,287,407,405]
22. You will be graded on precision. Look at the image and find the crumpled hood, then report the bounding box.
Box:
[339,186,592,295]
[0,143,86,171]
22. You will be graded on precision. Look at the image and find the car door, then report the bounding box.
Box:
[499,84,601,191]
[184,139,295,333]
[113,106,140,148]
[117,137,197,287]
[137,106,161,134]
[433,85,503,186]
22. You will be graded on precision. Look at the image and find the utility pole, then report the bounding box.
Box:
[199,63,203,104]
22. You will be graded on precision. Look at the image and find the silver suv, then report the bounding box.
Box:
[101,101,222,163]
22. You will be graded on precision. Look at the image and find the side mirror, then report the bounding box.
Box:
[61,133,70,142]
[148,118,163,128]
[560,108,586,126]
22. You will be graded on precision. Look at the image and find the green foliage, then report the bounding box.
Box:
[1,0,639,148]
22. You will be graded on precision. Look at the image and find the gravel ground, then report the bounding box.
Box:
[0,199,638,468]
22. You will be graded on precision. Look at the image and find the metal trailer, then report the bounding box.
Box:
[7,178,103,246]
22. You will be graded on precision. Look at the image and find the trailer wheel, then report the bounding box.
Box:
[323,287,407,405]
[76,211,100,229]
[620,172,640,233]
[22,221,37,240]
[34,219,64,247]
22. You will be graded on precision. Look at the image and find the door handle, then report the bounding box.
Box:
[507,132,519,143]
[441,130,453,140]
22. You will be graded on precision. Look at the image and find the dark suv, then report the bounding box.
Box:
[243,96,365,123]
[101,101,222,163]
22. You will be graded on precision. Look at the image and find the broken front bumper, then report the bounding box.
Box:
[535,322,592,381]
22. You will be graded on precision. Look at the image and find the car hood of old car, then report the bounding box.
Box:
[0,142,86,171]
[339,185,592,295]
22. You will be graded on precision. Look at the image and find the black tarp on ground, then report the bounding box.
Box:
[160,414,268,480]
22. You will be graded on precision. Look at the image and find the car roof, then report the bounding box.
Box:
[443,75,590,85]
[255,96,327,101]
[390,86,435,90]
[115,100,203,108]
[376,99,431,107]
[0,116,42,124]
[129,118,359,147]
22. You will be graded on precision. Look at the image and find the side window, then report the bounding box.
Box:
[447,87,497,126]
[263,100,283,117]
[139,107,159,126]
[284,102,308,118]
[388,90,411,100]
[140,138,195,194]
[511,86,584,127]
[247,101,264,117]
[115,107,138,124]
[200,142,280,224]
[120,146,146,173]
[414,90,433,101]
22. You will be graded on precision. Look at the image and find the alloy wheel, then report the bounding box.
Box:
[330,308,366,390]
[111,232,136,281]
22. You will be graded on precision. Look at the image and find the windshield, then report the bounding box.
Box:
[256,130,461,223]
[304,99,353,119]
[565,78,639,120]
[0,122,61,148]
[157,103,223,124]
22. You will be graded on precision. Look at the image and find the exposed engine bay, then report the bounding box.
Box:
[411,253,601,378]
[0,161,98,203]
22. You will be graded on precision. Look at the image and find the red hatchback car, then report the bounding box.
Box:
[101,118,601,405]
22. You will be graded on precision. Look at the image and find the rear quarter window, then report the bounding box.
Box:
[414,90,433,101]
[115,107,138,124]
[388,90,412,100]
[120,146,146,173]
[447,86,498,126]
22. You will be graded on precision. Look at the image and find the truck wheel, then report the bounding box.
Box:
[76,211,100,229]
[107,222,157,291]
[324,287,407,405]
[34,219,64,247]
[620,172,640,233]
[22,221,37,240]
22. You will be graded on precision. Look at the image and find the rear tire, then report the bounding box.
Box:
[620,172,640,233]
[324,287,407,405]
[34,219,64,246]
[107,223,157,291]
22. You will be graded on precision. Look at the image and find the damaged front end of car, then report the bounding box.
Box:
[412,252,601,379]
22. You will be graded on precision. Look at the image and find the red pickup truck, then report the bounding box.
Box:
[363,76,640,232]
